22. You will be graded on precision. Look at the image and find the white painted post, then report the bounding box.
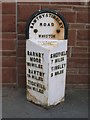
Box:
[25,9,68,107]
[26,39,67,107]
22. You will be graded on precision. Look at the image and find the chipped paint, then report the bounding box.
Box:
[26,39,67,107]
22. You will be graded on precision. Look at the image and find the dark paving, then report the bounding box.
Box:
[2,87,89,118]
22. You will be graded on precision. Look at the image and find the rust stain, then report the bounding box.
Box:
[52,19,64,40]
[27,90,65,109]
[27,90,48,106]
[27,90,37,103]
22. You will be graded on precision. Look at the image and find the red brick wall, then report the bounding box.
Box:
[2,3,17,86]
[2,2,89,87]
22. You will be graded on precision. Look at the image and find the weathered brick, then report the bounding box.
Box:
[66,75,88,84]
[0,15,2,29]
[77,12,88,23]
[2,39,16,50]
[79,68,88,75]
[77,41,88,47]
[71,53,88,59]
[18,2,50,5]
[2,33,16,40]
[18,57,26,75]
[77,30,89,41]
[2,56,16,67]
[67,58,88,68]
[50,2,84,5]
[73,6,88,12]
[17,47,25,57]
[67,68,79,75]
[69,23,85,30]
[2,15,16,32]
[18,39,26,48]
[18,64,26,74]
[18,4,40,22]
[60,11,76,23]
[68,30,76,46]
[2,83,17,87]
[17,22,26,34]
[41,5,73,12]
[2,50,16,56]
[86,24,90,29]
[0,50,2,56]
[88,75,90,85]
[0,3,2,14]
[18,57,26,65]
[72,47,88,53]
[0,41,1,48]
[2,68,16,83]
[0,68,2,83]
[88,68,90,75]
[0,57,2,68]
[2,3,16,14]
[67,47,71,58]
[18,74,26,87]
[18,34,25,40]
[0,33,2,40]
[88,48,90,53]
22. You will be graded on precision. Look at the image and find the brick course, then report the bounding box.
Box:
[2,3,16,14]
[2,2,17,85]
[77,12,88,23]
[18,4,40,21]
[2,15,16,32]
[2,67,16,83]
[2,56,16,67]
[2,2,89,87]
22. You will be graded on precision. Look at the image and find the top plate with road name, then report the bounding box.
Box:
[25,10,68,40]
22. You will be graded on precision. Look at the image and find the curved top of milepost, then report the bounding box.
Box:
[25,9,68,40]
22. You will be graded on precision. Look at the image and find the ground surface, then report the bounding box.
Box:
[2,87,89,118]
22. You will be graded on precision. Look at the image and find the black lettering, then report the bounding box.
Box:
[49,13,52,17]
[50,51,67,58]
[39,35,41,38]
[51,73,53,77]
[42,14,45,17]
[39,15,42,19]
[27,51,29,55]
[30,57,33,62]
[40,23,42,26]
[51,59,53,64]
[59,22,63,26]
[51,23,54,26]
[33,87,35,90]
[51,54,52,58]
[52,15,55,19]
[60,25,63,28]
[33,19,37,23]
[55,57,64,63]
[46,13,48,17]
[36,17,39,20]
[39,89,44,94]
[27,74,31,78]
[33,52,35,56]
[55,70,64,76]
[44,23,46,26]
[48,23,50,26]
[31,23,34,26]
[30,26,33,28]
[27,85,32,90]
[28,69,30,73]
